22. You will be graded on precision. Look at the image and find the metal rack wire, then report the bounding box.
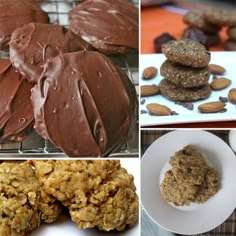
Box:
[0,0,139,157]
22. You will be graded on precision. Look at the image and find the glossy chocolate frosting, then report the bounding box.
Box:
[10,23,91,83]
[31,51,137,157]
[69,0,138,55]
[0,59,34,143]
[0,2,48,50]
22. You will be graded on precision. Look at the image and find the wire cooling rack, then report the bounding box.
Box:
[0,0,139,157]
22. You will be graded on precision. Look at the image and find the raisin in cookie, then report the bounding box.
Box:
[160,59,210,88]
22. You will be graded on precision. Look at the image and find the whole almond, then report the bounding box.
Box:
[143,66,158,80]
[210,77,231,90]
[208,64,226,75]
[198,101,226,113]
[141,85,159,97]
[146,103,171,116]
[228,88,236,104]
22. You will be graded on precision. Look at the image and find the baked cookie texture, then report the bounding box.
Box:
[31,160,139,231]
[160,59,210,88]
[160,145,219,206]
[159,79,211,102]
[0,162,61,236]
[161,39,211,68]
[183,10,221,33]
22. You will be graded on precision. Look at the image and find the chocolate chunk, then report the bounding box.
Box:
[0,2,48,50]
[219,96,228,103]
[141,110,147,114]
[69,0,138,55]
[0,59,34,143]
[31,51,137,157]
[9,23,90,83]
[141,99,146,105]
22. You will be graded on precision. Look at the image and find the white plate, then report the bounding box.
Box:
[140,52,236,126]
[141,130,236,235]
[31,159,140,236]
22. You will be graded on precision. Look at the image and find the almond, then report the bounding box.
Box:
[228,88,236,104]
[198,101,226,113]
[210,77,231,90]
[143,66,158,80]
[208,64,226,75]
[141,85,159,97]
[146,103,171,116]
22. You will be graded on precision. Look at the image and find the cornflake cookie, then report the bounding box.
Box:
[0,161,61,236]
[160,145,219,206]
[159,79,211,102]
[183,10,221,33]
[160,60,210,88]
[204,7,236,27]
[161,39,211,68]
[31,160,139,231]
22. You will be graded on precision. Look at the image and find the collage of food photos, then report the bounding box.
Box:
[0,1,236,236]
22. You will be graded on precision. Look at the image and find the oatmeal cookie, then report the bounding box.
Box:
[161,39,211,68]
[31,160,139,232]
[0,161,62,236]
[159,79,211,102]
[160,60,210,88]
[160,170,198,206]
[225,39,236,51]
[204,7,236,27]
[183,10,221,33]
[227,26,236,40]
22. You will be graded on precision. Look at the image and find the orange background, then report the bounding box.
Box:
[141,5,228,54]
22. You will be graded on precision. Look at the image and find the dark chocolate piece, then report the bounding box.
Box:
[31,51,137,157]
[0,2,48,50]
[10,23,91,83]
[69,0,138,55]
[0,59,34,143]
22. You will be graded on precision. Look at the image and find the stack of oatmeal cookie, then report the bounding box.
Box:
[159,39,212,102]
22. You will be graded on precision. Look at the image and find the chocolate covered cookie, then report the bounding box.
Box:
[31,51,137,157]
[183,10,221,33]
[0,2,48,50]
[69,0,138,55]
[160,60,210,88]
[10,23,90,83]
[159,79,211,102]
[0,59,34,143]
[161,39,211,68]
[204,7,236,27]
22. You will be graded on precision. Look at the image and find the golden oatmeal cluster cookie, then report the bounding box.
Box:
[0,161,61,236]
[31,160,139,232]
[160,145,219,206]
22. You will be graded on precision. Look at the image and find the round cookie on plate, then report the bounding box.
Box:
[0,2,48,50]
[9,23,91,83]
[159,79,211,102]
[69,0,138,55]
[161,39,211,68]
[0,59,34,143]
[31,51,137,157]
[160,59,210,88]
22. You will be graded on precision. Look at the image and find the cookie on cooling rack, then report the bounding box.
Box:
[0,2,48,50]
[69,0,138,55]
[10,23,91,83]
[159,78,211,102]
[160,60,210,88]
[0,59,34,143]
[161,39,211,68]
[31,51,137,157]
